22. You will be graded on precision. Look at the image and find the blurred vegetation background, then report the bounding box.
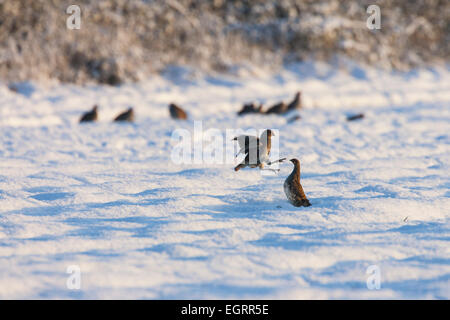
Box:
[0,0,448,85]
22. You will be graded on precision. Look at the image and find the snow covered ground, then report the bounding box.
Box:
[0,61,449,299]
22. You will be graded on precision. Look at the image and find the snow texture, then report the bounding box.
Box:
[0,61,449,299]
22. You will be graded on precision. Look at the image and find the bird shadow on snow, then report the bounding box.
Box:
[200,194,287,219]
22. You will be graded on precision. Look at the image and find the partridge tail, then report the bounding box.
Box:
[293,198,311,207]
[296,185,311,206]
[298,184,308,199]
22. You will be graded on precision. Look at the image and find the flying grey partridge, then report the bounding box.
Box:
[79,105,98,123]
[114,107,134,122]
[233,129,286,172]
[169,103,188,120]
[284,158,311,207]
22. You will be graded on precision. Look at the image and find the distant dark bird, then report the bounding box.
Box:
[286,91,302,111]
[237,102,263,116]
[347,113,364,121]
[8,84,19,93]
[169,103,188,120]
[79,105,98,123]
[284,158,311,207]
[233,129,286,172]
[114,107,134,122]
[264,91,302,115]
[265,101,287,115]
[287,115,301,123]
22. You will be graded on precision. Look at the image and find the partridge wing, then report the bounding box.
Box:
[233,135,260,157]
[291,179,309,202]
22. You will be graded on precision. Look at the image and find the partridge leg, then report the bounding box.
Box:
[267,158,287,166]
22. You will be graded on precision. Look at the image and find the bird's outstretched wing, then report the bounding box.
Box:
[232,135,262,157]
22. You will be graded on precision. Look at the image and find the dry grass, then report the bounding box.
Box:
[0,0,448,84]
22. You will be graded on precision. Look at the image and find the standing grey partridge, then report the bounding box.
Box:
[169,103,188,120]
[79,105,98,123]
[347,113,364,121]
[265,102,287,115]
[284,158,311,207]
[237,102,264,116]
[264,91,302,115]
[286,91,302,111]
[114,107,134,122]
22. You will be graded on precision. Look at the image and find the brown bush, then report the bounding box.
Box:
[0,0,448,84]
